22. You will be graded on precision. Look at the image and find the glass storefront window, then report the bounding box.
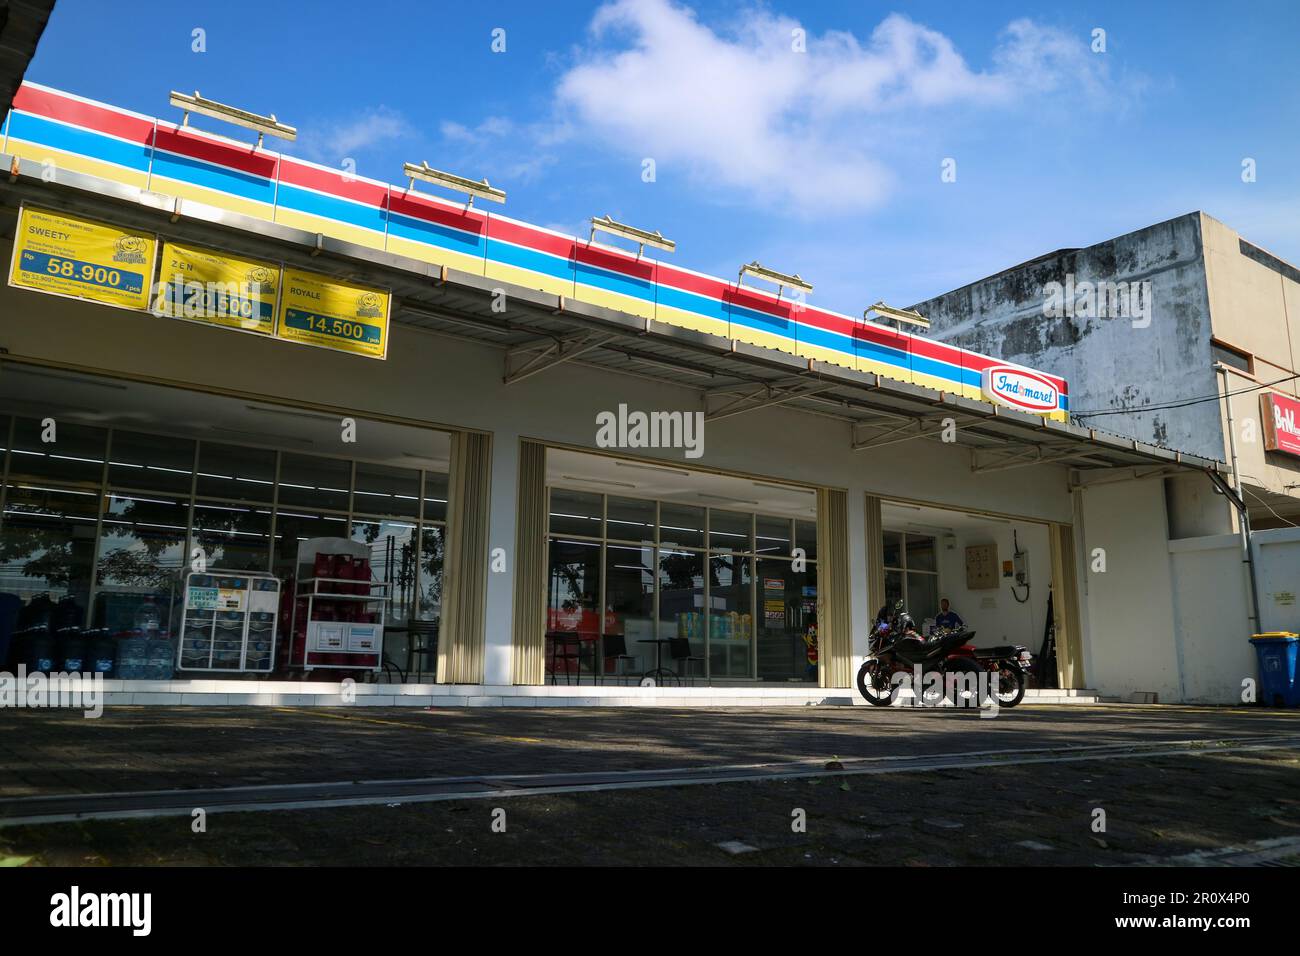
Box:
[272,508,351,575]
[659,502,705,550]
[9,418,106,486]
[95,491,188,635]
[603,542,654,672]
[884,569,903,610]
[883,530,902,570]
[354,462,420,519]
[278,453,350,511]
[546,537,603,679]
[906,533,937,573]
[658,548,704,664]
[543,489,817,684]
[756,515,792,557]
[708,553,752,679]
[753,558,817,682]
[418,525,445,622]
[709,509,752,554]
[109,431,195,493]
[197,443,275,502]
[351,518,418,623]
[882,532,938,624]
[0,409,451,679]
[0,483,98,623]
[906,570,940,623]
[796,519,817,562]
[548,488,603,538]
[192,501,271,572]
[606,496,655,544]
[423,472,449,523]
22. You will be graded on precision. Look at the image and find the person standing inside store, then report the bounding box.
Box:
[935,598,964,630]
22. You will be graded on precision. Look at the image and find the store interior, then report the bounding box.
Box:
[545,447,819,685]
[0,362,450,682]
[879,501,1053,653]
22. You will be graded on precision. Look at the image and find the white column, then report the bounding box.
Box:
[481,430,519,686]
[847,484,871,659]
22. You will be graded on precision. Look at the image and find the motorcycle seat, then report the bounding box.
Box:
[973,645,1021,658]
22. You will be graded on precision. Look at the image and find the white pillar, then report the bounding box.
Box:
[481,430,519,685]
[847,484,871,659]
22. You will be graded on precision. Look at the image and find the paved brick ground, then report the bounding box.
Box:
[4,746,1299,866]
[1,702,1298,798]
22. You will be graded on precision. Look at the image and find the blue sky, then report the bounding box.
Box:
[25,0,1300,314]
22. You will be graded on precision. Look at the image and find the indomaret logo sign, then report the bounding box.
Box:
[980,366,1060,414]
[1262,392,1300,457]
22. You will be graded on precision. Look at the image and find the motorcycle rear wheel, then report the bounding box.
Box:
[994,665,1026,707]
[856,659,896,706]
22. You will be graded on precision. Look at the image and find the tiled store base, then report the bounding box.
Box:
[92,680,1101,708]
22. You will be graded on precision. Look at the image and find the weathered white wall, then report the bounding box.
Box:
[913,212,1221,462]
[1077,478,1183,701]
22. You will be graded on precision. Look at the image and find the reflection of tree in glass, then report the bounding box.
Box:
[0,493,96,590]
[96,549,176,589]
[0,521,84,587]
[420,527,445,617]
[660,550,703,590]
[192,504,272,571]
[97,496,189,586]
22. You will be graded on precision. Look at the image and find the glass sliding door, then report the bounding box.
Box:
[707,552,752,678]
[542,484,817,684]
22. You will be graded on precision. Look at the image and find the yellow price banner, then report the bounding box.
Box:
[276,268,389,359]
[155,242,280,335]
[8,206,157,311]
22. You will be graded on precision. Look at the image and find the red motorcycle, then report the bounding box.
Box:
[942,629,1033,708]
[856,602,987,707]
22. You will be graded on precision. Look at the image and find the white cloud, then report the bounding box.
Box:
[295,107,411,165]
[555,1,1124,213]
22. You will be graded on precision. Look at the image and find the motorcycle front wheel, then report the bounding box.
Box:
[856,659,897,706]
[994,665,1026,707]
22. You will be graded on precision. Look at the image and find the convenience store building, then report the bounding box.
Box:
[0,84,1244,706]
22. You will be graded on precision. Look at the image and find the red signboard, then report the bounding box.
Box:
[1262,392,1300,457]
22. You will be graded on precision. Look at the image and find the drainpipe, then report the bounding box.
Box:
[1216,363,1263,635]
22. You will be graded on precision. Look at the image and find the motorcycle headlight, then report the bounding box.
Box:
[1019,651,1032,661]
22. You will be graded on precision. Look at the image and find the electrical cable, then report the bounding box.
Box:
[1071,370,1300,420]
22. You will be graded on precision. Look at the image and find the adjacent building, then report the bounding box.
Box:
[912,212,1300,536]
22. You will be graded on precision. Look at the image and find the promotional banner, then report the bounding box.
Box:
[277,268,390,359]
[1261,392,1300,457]
[7,206,157,311]
[154,242,280,334]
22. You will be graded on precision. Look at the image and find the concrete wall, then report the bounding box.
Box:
[932,520,1051,651]
[1076,478,1183,702]
[1253,526,1300,633]
[0,237,1081,684]
[912,212,1221,461]
[1167,535,1255,703]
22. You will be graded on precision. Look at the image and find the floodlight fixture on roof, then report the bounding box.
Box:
[866,301,930,331]
[169,90,296,148]
[402,161,506,206]
[738,261,813,297]
[589,215,675,255]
